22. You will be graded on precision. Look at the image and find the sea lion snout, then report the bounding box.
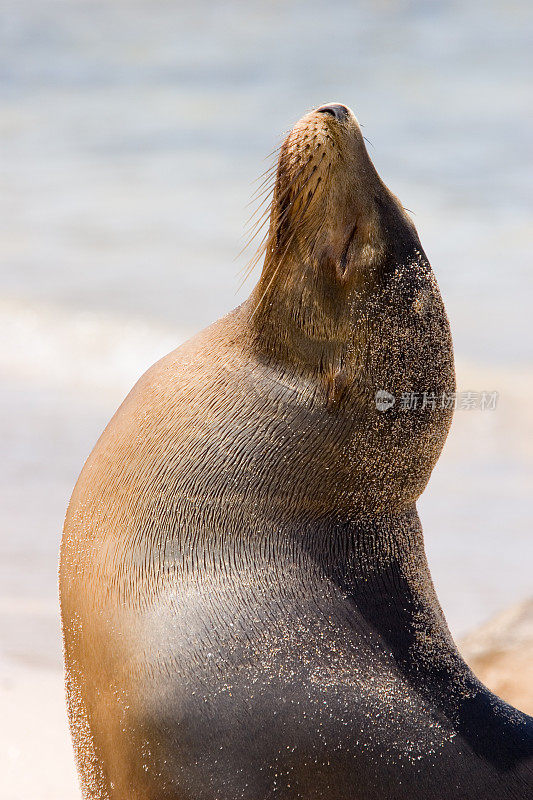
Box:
[316,103,351,122]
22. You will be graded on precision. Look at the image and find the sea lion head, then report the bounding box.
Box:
[250,102,430,329]
[261,102,389,286]
[246,103,456,509]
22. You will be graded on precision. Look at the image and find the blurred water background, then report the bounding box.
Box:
[0,1,532,796]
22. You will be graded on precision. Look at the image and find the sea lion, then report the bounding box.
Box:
[60,102,533,799]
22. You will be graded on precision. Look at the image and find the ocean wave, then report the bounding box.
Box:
[0,298,189,397]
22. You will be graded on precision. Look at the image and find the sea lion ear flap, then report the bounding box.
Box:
[336,222,358,284]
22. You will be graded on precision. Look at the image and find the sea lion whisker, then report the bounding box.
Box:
[243,201,276,235]
[251,164,282,194]
[260,139,286,162]
[238,164,312,272]
[249,219,306,319]
[235,232,270,287]
[248,151,326,283]
[238,161,312,272]
[247,182,277,206]
[237,164,312,276]
[249,152,312,214]
[249,174,277,200]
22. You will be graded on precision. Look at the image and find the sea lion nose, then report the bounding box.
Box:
[316,103,349,121]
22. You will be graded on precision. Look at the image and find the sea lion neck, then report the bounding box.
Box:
[243,265,365,377]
